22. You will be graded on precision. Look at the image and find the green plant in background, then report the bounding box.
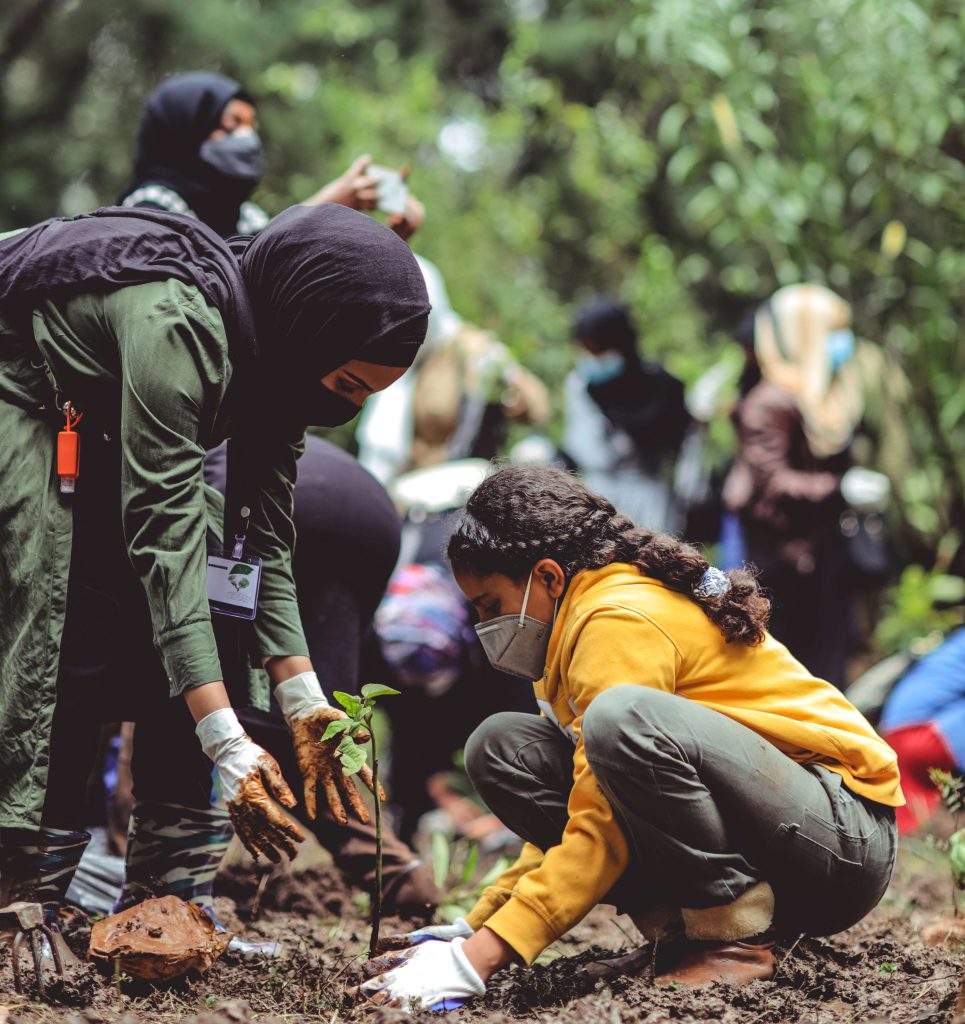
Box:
[874,562,965,655]
[928,769,965,917]
[322,683,400,957]
[428,832,513,924]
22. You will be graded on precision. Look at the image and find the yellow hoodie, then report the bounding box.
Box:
[465,563,903,964]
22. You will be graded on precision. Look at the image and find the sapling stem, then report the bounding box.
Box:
[368,707,383,959]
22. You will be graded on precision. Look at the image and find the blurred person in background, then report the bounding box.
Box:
[723,285,890,689]
[357,256,550,485]
[562,297,690,532]
[877,627,965,834]
[120,71,423,238]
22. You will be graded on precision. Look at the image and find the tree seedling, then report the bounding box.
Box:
[322,683,400,957]
[927,768,965,1022]
[927,769,965,915]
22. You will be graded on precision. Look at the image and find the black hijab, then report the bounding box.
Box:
[0,207,255,371]
[123,72,255,238]
[238,203,429,420]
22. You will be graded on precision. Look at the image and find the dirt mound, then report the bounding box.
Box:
[89,896,231,981]
[215,861,355,920]
[475,912,961,1024]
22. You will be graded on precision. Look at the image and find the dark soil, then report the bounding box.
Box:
[1,837,962,1024]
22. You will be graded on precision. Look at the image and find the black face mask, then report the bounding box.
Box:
[199,128,263,183]
[305,383,362,427]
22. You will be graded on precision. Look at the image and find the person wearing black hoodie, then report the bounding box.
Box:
[119,71,422,239]
[562,297,689,532]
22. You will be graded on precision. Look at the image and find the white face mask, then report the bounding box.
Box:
[473,572,558,681]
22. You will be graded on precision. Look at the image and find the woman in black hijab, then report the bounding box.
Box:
[0,203,429,962]
[120,71,421,239]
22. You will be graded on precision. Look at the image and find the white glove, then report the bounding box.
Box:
[358,937,486,1012]
[196,708,270,802]
[841,467,890,510]
[407,918,475,944]
[273,670,330,724]
[196,708,302,862]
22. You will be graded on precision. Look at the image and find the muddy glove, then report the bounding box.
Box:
[379,917,474,952]
[274,671,381,825]
[355,937,485,1012]
[196,708,304,863]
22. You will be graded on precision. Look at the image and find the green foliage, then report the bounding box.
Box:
[329,686,398,776]
[428,833,513,923]
[875,565,965,654]
[2,0,963,592]
[928,769,965,912]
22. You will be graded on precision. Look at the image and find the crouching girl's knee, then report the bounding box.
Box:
[464,711,531,790]
[582,685,675,771]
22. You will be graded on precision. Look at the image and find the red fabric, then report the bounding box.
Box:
[881,722,956,833]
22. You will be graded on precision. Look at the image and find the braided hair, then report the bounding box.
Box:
[447,466,769,645]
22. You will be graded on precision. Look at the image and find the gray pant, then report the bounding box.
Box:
[465,686,897,937]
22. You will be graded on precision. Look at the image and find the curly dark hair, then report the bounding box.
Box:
[447,465,769,645]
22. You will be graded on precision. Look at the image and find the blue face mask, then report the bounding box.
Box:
[826,329,855,373]
[577,351,625,385]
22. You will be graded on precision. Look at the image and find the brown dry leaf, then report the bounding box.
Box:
[89,894,231,980]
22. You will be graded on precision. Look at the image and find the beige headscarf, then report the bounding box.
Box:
[755,284,864,458]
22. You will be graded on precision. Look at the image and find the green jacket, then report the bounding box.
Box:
[0,279,309,828]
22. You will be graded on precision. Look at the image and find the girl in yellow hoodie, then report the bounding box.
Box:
[359,466,901,1012]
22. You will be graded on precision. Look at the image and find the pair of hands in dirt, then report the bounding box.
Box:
[228,706,379,864]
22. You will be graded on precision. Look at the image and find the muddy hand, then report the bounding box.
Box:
[348,937,485,1013]
[196,708,305,863]
[275,671,383,825]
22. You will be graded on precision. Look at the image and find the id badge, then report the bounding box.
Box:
[206,551,263,620]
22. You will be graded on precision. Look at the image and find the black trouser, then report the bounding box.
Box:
[465,686,897,937]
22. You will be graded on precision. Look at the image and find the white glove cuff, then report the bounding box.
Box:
[450,937,487,997]
[196,707,246,764]
[274,670,330,724]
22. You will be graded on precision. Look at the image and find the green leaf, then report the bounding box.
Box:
[949,829,965,890]
[461,842,480,886]
[337,736,368,776]
[333,691,362,717]
[321,718,352,742]
[229,563,254,575]
[477,856,513,889]
[431,830,451,890]
[360,683,401,701]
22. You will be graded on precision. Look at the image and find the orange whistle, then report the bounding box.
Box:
[58,400,83,494]
[58,429,80,493]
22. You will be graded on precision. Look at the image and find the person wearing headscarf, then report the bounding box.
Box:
[562,297,690,532]
[0,204,428,965]
[722,284,882,688]
[79,71,435,925]
[119,71,423,239]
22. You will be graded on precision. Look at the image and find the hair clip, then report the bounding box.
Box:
[693,567,730,599]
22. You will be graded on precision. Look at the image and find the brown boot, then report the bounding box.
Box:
[656,939,776,987]
[654,881,776,988]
